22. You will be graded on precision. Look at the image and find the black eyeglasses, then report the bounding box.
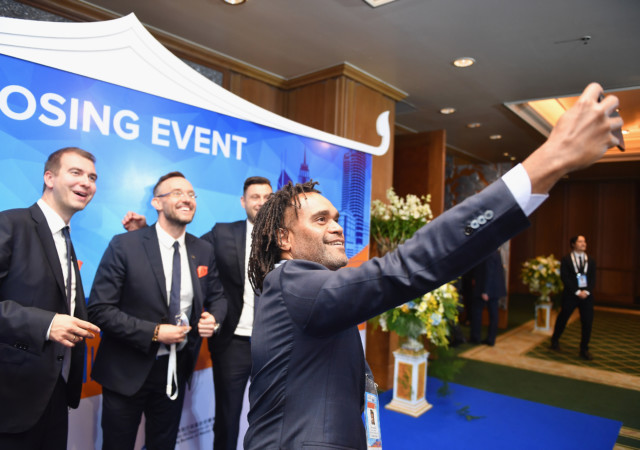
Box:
[156,190,197,199]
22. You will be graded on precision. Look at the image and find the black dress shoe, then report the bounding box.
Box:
[550,340,560,351]
[580,350,593,360]
[482,339,495,347]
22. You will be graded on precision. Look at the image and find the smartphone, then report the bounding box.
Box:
[599,93,625,151]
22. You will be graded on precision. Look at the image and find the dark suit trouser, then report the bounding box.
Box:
[552,296,594,352]
[470,296,499,345]
[0,375,68,450]
[101,352,187,450]
[212,337,252,450]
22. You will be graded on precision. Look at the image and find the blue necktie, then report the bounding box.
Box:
[61,226,72,311]
[169,241,181,322]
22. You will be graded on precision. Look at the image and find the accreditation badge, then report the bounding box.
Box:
[365,375,382,449]
[577,273,588,289]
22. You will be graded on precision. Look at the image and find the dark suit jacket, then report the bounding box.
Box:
[0,203,87,433]
[472,250,507,300]
[560,252,596,302]
[201,220,246,352]
[88,224,227,396]
[245,180,530,450]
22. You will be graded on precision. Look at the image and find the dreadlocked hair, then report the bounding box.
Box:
[248,180,320,292]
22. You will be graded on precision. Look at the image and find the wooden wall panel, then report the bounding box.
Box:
[228,73,285,115]
[393,131,446,216]
[510,179,639,306]
[285,80,339,134]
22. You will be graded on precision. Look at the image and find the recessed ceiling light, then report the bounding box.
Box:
[467,122,482,128]
[503,152,510,157]
[223,0,246,4]
[621,129,630,135]
[452,57,476,68]
[510,156,516,161]
[440,107,456,115]
[489,134,502,140]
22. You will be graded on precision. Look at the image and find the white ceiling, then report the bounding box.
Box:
[78,0,640,164]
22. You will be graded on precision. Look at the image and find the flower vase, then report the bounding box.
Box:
[385,336,432,417]
[534,296,552,333]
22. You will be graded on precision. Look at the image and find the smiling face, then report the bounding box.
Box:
[42,151,97,223]
[152,176,196,233]
[279,192,348,271]
[241,183,272,224]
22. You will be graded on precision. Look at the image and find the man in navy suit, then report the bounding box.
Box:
[243,83,622,449]
[0,147,101,450]
[201,176,272,450]
[469,249,507,346]
[89,172,227,450]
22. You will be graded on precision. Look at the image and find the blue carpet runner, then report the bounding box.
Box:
[376,378,621,449]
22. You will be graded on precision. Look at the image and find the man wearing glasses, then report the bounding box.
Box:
[88,171,227,450]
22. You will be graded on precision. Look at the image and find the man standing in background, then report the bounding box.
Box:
[0,147,100,450]
[469,249,507,346]
[201,176,272,450]
[551,235,596,360]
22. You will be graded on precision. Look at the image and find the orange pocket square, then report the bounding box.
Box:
[197,265,208,278]
[78,260,83,270]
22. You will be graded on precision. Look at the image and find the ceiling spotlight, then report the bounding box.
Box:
[489,134,502,140]
[223,0,246,4]
[510,156,516,161]
[452,57,476,68]
[440,107,456,115]
[503,152,510,157]
[467,122,482,128]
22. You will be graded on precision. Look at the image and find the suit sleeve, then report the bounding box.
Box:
[587,258,596,293]
[0,213,54,352]
[88,236,157,354]
[281,179,530,337]
[560,256,578,294]
[200,239,228,326]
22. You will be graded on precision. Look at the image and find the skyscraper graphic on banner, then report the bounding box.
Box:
[340,150,367,258]
[278,150,293,189]
[298,149,310,183]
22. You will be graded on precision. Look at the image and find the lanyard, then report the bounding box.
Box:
[570,252,588,274]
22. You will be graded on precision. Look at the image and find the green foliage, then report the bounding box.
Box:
[370,187,433,251]
[456,404,484,421]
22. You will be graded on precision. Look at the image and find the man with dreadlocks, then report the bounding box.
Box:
[243,83,622,450]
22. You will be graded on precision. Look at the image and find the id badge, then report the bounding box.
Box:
[577,273,587,289]
[364,375,382,449]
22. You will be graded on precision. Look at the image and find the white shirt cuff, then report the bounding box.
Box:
[501,163,548,216]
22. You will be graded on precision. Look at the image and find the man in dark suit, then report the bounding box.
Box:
[469,249,507,346]
[88,171,227,450]
[243,83,622,449]
[551,235,596,360]
[0,147,101,450]
[200,176,272,450]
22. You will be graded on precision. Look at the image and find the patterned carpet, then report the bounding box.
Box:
[526,308,640,376]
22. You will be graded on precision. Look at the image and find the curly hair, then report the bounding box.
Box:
[248,180,320,291]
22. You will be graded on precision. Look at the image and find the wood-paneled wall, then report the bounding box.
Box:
[393,131,446,216]
[510,178,640,306]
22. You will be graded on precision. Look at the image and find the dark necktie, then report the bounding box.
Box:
[61,226,72,310]
[579,255,584,272]
[169,241,181,322]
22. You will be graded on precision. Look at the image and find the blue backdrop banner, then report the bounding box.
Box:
[0,53,372,290]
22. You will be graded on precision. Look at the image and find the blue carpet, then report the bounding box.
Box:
[377,378,621,450]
